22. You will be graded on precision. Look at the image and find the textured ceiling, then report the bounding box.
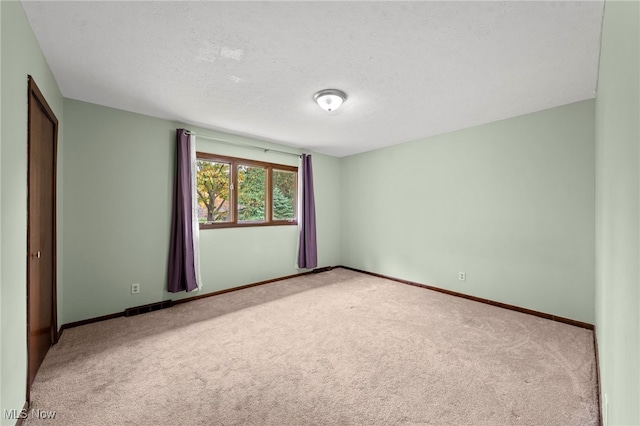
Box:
[21,1,604,157]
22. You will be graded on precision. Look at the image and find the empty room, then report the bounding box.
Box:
[1,1,638,425]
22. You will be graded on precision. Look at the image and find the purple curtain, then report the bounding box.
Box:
[298,154,318,269]
[167,129,199,292]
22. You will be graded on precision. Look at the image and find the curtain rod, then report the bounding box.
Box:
[185,130,302,159]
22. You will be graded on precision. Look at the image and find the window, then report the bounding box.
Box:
[196,152,297,229]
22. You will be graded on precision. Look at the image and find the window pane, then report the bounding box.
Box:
[237,165,266,222]
[272,169,296,221]
[196,160,231,223]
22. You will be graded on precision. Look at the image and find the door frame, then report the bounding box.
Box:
[26,75,59,401]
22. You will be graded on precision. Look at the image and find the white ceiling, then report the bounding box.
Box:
[21,1,604,157]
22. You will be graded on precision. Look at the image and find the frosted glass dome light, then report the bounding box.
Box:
[314,89,347,112]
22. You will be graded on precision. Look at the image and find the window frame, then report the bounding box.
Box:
[196,152,298,229]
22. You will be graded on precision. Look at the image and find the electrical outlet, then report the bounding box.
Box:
[458,272,466,281]
[131,283,140,294]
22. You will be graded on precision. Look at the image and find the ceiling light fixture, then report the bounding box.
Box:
[314,89,347,112]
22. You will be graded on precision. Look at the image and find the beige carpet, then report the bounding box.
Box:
[26,268,598,425]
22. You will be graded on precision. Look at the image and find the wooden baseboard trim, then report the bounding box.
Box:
[339,266,594,330]
[57,267,335,338]
[59,311,124,336]
[593,329,603,426]
[58,265,592,336]
[173,267,332,305]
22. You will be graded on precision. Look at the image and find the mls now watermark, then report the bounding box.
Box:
[4,408,57,420]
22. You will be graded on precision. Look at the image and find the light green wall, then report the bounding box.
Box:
[0,1,64,423]
[341,100,596,323]
[195,133,341,290]
[595,1,640,425]
[62,99,341,324]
